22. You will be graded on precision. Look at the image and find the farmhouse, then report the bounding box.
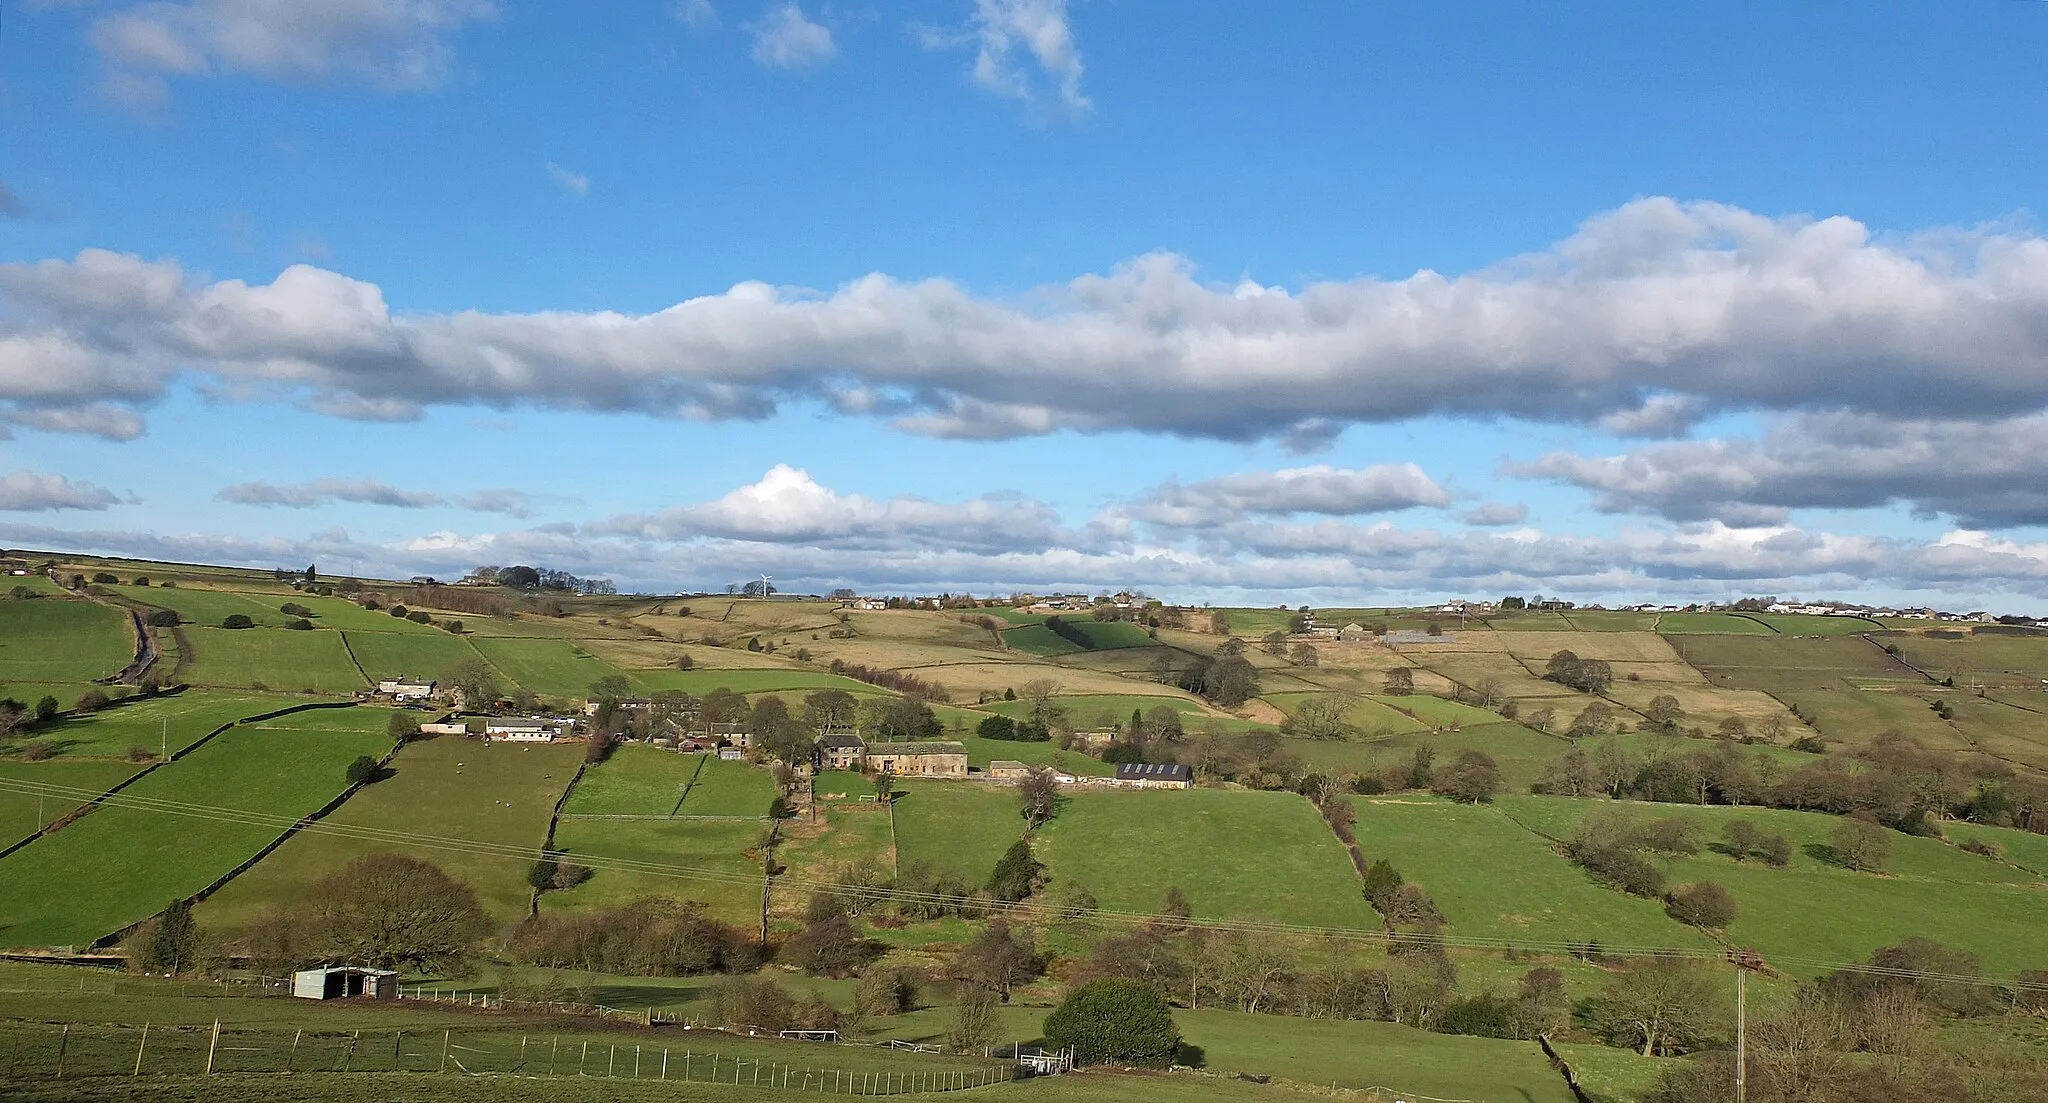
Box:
[375,677,436,701]
[483,717,576,743]
[1114,762,1193,789]
[987,759,1029,780]
[862,741,969,778]
[582,696,654,717]
[1338,623,1371,642]
[818,732,866,771]
[292,966,397,1001]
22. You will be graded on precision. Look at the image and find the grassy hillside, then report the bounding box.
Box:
[0,599,132,684]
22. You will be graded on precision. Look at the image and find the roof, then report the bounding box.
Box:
[818,732,866,750]
[865,741,968,756]
[294,966,398,978]
[988,759,1027,770]
[1115,762,1193,781]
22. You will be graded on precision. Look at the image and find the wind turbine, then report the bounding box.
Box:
[758,573,774,599]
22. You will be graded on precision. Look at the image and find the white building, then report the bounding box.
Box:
[483,717,576,743]
[376,677,437,701]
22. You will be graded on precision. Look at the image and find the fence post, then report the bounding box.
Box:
[635,1045,641,1079]
[550,1036,559,1076]
[608,1044,616,1077]
[287,1028,300,1073]
[439,1030,450,1074]
[578,1041,588,1076]
[662,1047,668,1080]
[205,1020,220,1075]
[134,1022,150,1076]
[54,1024,69,1079]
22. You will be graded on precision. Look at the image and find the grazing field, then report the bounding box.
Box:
[981,693,1210,728]
[1035,789,1376,929]
[268,593,449,633]
[674,755,779,818]
[810,769,873,799]
[564,745,702,816]
[1000,624,1086,656]
[1263,692,1429,735]
[127,586,292,628]
[628,668,881,697]
[1356,722,1574,791]
[889,781,1023,883]
[0,599,132,683]
[0,759,143,843]
[1746,613,1885,635]
[23,692,304,759]
[338,629,481,683]
[1349,796,1707,949]
[775,804,897,896]
[1935,695,2048,773]
[179,628,367,694]
[199,735,585,929]
[949,734,1117,776]
[467,637,630,697]
[1496,796,2048,974]
[1376,694,1504,728]
[1655,612,1777,635]
[543,818,765,925]
[0,713,393,946]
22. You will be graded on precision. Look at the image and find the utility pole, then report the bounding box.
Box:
[1735,966,1747,1103]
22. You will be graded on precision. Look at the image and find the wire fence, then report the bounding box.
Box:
[0,1021,1014,1094]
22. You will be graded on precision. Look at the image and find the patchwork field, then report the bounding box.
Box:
[889,781,1024,884]
[1035,789,1376,929]
[198,735,585,929]
[564,745,702,815]
[339,629,483,683]
[0,759,143,844]
[0,599,131,684]
[0,710,393,946]
[675,755,779,817]
[467,637,631,697]
[543,818,766,925]
[128,586,295,628]
[22,692,305,759]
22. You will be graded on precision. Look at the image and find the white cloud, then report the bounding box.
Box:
[746,3,834,69]
[1462,502,1529,526]
[1129,464,1451,528]
[0,471,121,512]
[671,0,718,32]
[1513,411,2048,529]
[219,477,444,509]
[955,0,1088,114]
[87,0,496,102]
[546,162,590,197]
[20,200,2048,452]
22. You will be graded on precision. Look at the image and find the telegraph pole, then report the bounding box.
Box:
[1735,966,1747,1103]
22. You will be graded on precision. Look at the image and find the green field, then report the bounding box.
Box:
[1263,692,1429,736]
[952,734,1118,776]
[1497,796,2048,974]
[24,692,305,759]
[1000,624,1086,656]
[0,599,132,683]
[0,712,393,946]
[629,668,882,697]
[1350,795,1708,950]
[339,629,484,683]
[0,759,143,844]
[179,628,368,694]
[982,693,1207,728]
[564,745,703,815]
[1654,612,1777,635]
[1036,789,1375,929]
[889,781,1024,884]
[199,734,585,930]
[1377,693,1506,728]
[544,818,766,925]
[467,637,633,697]
[1349,722,1573,791]
[810,769,873,799]
[677,756,780,818]
[1745,613,1884,636]
[128,586,294,628]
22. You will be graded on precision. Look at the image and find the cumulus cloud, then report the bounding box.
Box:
[1462,501,1529,526]
[1,403,147,441]
[455,489,535,518]
[18,199,2048,447]
[1129,464,1450,528]
[746,3,833,69]
[0,471,121,512]
[921,0,1087,114]
[546,162,590,197]
[1514,411,2048,529]
[591,463,1069,554]
[86,0,496,104]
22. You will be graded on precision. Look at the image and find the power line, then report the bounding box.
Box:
[1,775,2042,992]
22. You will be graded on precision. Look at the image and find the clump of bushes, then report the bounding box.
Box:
[144,609,180,627]
[222,614,254,629]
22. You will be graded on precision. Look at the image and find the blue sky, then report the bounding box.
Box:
[7,1,2048,609]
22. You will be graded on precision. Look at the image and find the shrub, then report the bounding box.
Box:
[280,603,312,617]
[1828,815,1892,872]
[133,576,150,586]
[345,756,381,785]
[387,712,422,741]
[18,740,57,762]
[783,914,880,977]
[1958,837,2004,860]
[1569,844,1667,899]
[91,572,119,585]
[708,975,793,1031]
[1759,834,1792,867]
[407,610,431,623]
[33,696,60,724]
[144,609,180,627]
[389,605,409,618]
[74,689,112,713]
[977,715,1018,741]
[221,614,254,629]
[1437,993,1518,1039]
[283,618,314,631]
[1043,978,1181,1067]
[1665,882,1738,929]
[986,839,1044,903]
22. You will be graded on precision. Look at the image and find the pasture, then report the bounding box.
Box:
[23,692,304,759]
[127,586,291,628]
[0,599,132,684]
[467,637,631,697]
[543,817,766,925]
[198,734,584,929]
[337,629,482,683]
[0,759,143,843]
[675,755,779,818]
[0,713,393,947]
[1654,612,1777,635]
[178,628,367,694]
[1496,796,2048,974]
[1349,796,1708,949]
[564,746,703,816]
[888,781,1023,884]
[629,668,880,697]
[1035,789,1376,929]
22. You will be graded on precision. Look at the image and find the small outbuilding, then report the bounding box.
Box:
[292,966,398,1001]
[987,760,1029,780]
[1114,762,1193,790]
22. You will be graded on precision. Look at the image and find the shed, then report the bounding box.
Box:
[1114,762,1193,789]
[987,759,1029,780]
[292,966,398,1001]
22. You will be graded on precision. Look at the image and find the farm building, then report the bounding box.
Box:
[1114,762,1193,789]
[718,746,744,761]
[419,721,468,736]
[818,732,866,770]
[292,966,398,1001]
[376,677,436,701]
[582,696,656,717]
[483,717,576,743]
[987,760,1029,780]
[1338,623,1371,642]
[1382,630,1454,646]
[863,741,969,778]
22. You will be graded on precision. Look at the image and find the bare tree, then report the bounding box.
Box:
[1383,667,1415,695]
[1281,695,1353,740]
[1018,765,1061,827]
[1289,643,1320,667]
